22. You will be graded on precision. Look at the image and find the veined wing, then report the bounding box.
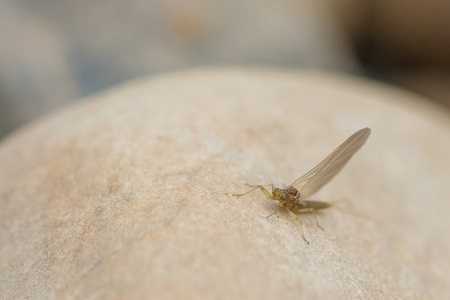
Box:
[289,128,371,199]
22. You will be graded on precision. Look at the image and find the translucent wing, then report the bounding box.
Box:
[290,128,371,199]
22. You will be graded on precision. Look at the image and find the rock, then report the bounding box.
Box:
[1,68,449,299]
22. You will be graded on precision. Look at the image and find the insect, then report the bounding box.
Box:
[233,128,371,243]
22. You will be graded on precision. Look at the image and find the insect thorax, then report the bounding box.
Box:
[285,187,298,197]
[273,187,302,208]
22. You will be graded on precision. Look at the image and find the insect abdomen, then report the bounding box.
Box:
[304,200,332,210]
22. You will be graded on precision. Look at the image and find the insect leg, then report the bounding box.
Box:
[295,207,324,230]
[233,185,273,199]
[286,208,309,244]
[266,200,286,219]
[266,205,281,219]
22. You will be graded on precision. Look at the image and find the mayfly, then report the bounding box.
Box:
[233,128,371,243]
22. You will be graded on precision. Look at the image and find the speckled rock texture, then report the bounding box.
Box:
[1,68,449,299]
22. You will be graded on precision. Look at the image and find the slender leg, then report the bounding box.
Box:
[233,185,273,199]
[266,203,284,219]
[286,209,309,244]
[312,210,324,230]
[295,207,324,230]
[266,208,278,219]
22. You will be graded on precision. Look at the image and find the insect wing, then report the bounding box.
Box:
[290,128,371,198]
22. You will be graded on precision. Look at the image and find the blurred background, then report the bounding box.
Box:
[0,0,449,139]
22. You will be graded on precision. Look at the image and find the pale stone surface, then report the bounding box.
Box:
[1,68,449,299]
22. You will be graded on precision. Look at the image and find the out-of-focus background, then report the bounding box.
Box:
[0,0,449,139]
